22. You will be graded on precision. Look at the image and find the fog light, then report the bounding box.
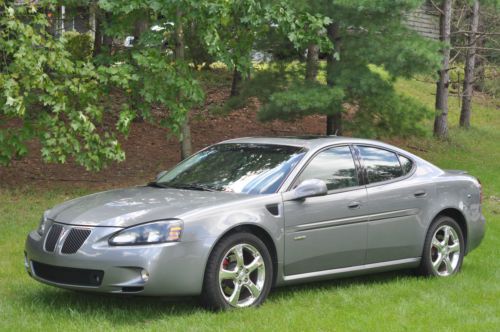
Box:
[141,269,149,282]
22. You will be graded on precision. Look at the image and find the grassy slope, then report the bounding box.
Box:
[0,78,499,331]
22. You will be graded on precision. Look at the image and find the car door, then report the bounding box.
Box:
[356,145,434,264]
[283,145,369,277]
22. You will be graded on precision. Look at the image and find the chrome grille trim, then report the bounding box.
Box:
[44,224,63,252]
[61,228,92,254]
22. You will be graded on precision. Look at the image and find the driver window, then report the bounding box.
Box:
[297,146,359,191]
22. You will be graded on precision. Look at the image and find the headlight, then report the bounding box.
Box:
[37,211,50,236]
[108,220,183,246]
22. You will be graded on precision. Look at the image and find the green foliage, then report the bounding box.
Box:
[98,1,206,137]
[131,48,204,135]
[0,0,454,170]
[203,0,270,73]
[243,0,442,138]
[482,67,500,98]
[185,22,215,68]
[259,84,344,121]
[61,31,93,62]
[0,3,136,170]
[268,2,333,52]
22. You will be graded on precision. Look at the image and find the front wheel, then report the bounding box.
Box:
[201,232,273,310]
[418,216,465,277]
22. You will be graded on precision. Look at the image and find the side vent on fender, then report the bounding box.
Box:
[266,204,280,216]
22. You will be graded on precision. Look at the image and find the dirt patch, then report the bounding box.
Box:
[0,87,325,189]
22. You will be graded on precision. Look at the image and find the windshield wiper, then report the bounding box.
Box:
[147,181,217,192]
[147,182,170,188]
[170,183,217,192]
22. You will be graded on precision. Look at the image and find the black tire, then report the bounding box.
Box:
[201,232,273,310]
[418,215,465,277]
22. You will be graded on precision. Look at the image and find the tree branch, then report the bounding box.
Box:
[429,0,444,15]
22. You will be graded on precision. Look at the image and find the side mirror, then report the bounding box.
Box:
[155,170,168,182]
[288,179,328,201]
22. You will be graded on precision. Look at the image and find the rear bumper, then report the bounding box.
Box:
[466,214,485,255]
[25,224,214,296]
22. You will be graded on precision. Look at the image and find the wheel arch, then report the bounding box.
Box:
[204,223,279,286]
[429,208,469,253]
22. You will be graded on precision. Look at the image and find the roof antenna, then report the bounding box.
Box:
[334,129,339,136]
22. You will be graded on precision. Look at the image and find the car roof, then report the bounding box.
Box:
[219,136,396,151]
[218,136,436,170]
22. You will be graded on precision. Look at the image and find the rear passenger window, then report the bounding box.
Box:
[358,146,403,183]
[399,155,413,175]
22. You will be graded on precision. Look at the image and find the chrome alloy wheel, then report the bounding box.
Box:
[218,243,266,308]
[430,225,461,276]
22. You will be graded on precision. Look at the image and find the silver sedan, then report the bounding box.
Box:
[25,136,485,310]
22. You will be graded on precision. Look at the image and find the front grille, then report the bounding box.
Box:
[44,224,63,252]
[61,228,91,254]
[32,261,104,286]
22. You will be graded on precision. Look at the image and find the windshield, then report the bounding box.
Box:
[157,143,306,194]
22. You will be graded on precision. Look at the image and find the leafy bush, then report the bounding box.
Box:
[479,66,499,98]
[0,4,136,170]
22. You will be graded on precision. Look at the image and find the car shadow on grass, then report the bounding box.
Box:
[269,269,417,300]
[20,269,417,322]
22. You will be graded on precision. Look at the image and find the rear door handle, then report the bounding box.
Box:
[348,201,361,209]
[414,190,427,198]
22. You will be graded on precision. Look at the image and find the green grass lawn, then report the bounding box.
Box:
[1,78,499,331]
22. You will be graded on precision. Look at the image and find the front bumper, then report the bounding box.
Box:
[25,222,214,296]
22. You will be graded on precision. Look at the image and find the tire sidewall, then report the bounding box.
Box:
[422,216,465,277]
[202,232,273,310]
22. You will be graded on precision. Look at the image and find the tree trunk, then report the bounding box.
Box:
[326,24,342,135]
[129,12,150,123]
[459,0,480,129]
[433,0,452,138]
[230,65,242,96]
[92,4,113,57]
[175,8,192,160]
[91,1,102,57]
[180,116,192,160]
[133,13,149,47]
[174,9,184,60]
[305,43,319,81]
[102,12,113,55]
[473,9,486,92]
[326,113,342,135]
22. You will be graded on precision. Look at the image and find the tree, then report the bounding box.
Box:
[203,0,270,97]
[0,2,136,170]
[99,0,208,160]
[474,3,500,93]
[459,0,480,129]
[251,0,441,138]
[434,0,453,138]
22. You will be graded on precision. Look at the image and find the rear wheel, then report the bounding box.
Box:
[418,216,464,277]
[201,232,273,310]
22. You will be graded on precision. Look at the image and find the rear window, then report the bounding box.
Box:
[358,146,403,183]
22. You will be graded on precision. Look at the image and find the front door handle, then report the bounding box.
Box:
[414,190,427,198]
[348,201,361,209]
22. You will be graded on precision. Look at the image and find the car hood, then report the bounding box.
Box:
[48,186,249,227]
